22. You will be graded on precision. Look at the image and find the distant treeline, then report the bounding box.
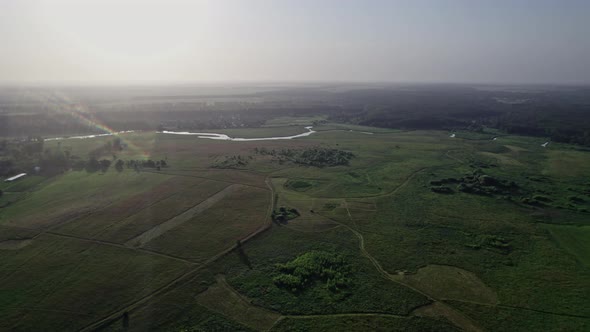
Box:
[0,137,167,177]
[327,86,590,146]
[1,85,589,146]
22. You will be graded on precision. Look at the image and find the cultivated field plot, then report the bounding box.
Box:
[157,169,268,189]
[545,224,590,267]
[53,176,204,238]
[195,275,280,331]
[0,172,174,230]
[0,234,189,331]
[97,178,228,243]
[144,185,269,263]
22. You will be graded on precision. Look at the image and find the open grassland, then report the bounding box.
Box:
[396,265,498,304]
[0,175,47,193]
[448,300,590,332]
[195,275,280,330]
[545,224,590,267]
[544,149,590,178]
[1,125,589,331]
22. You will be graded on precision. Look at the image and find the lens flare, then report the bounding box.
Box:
[38,91,151,159]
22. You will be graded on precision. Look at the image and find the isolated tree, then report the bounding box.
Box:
[122,311,129,329]
[113,137,122,150]
[115,159,124,172]
[99,159,112,172]
[86,157,101,172]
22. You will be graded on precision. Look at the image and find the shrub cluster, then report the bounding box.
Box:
[211,155,250,169]
[254,147,354,167]
[272,206,300,223]
[430,171,519,196]
[273,251,351,294]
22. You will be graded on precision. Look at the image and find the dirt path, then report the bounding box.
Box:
[77,163,474,331]
[209,274,414,332]
[78,230,271,332]
[125,184,240,248]
[195,275,282,331]
[10,164,482,331]
[319,167,427,200]
[318,212,483,331]
[446,298,590,319]
[77,155,589,331]
[314,167,483,332]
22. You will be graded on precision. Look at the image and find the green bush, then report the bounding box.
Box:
[273,251,351,293]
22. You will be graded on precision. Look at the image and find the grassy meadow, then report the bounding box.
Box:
[0,122,589,331]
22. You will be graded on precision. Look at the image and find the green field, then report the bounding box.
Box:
[1,124,589,331]
[545,224,590,267]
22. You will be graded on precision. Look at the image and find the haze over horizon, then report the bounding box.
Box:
[1,0,589,85]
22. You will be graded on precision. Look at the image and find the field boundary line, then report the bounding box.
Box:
[143,169,268,190]
[445,298,590,319]
[317,211,483,332]
[0,306,93,316]
[124,184,240,248]
[44,231,197,265]
[284,312,409,319]
[92,180,200,238]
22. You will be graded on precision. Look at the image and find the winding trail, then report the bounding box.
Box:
[443,298,590,319]
[315,211,483,332]
[313,166,484,332]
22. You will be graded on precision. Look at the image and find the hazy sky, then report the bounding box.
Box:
[1,0,589,84]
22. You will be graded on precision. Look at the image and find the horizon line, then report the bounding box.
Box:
[1,79,589,88]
